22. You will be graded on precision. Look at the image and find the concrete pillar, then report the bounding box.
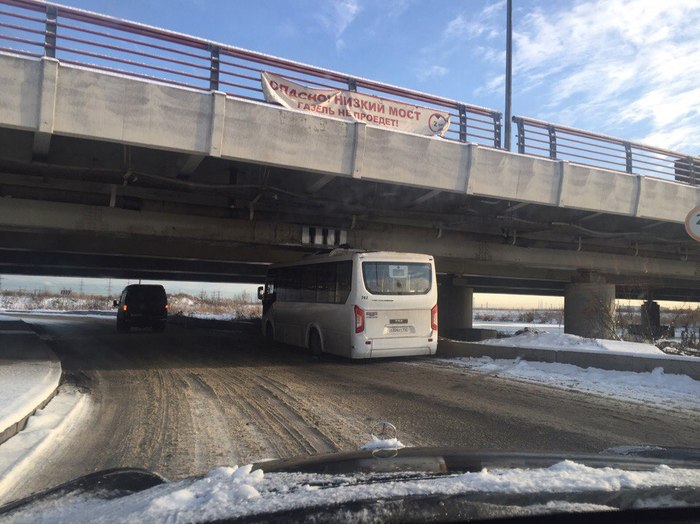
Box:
[641,300,661,338]
[438,278,473,333]
[564,272,615,339]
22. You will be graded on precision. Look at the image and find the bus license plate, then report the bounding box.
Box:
[387,326,410,334]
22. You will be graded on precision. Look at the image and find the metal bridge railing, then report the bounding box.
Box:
[0,0,503,147]
[513,115,700,185]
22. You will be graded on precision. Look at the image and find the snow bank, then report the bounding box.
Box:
[479,331,667,357]
[5,460,700,522]
[473,322,565,335]
[0,355,61,439]
[0,388,88,502]
[439,357,700,413]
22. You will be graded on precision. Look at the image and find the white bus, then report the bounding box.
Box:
[257,250,438,359]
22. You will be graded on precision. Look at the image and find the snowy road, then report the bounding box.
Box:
[3,314,699,503]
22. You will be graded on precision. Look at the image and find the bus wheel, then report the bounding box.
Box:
[309,330,322,358]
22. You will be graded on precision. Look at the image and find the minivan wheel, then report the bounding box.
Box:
[116,320,130,333]
[309,329,322,358]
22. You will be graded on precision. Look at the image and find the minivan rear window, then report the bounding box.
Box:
[126,286,166,302]
[362,262,431,295]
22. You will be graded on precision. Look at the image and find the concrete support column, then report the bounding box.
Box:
[438,278,473,334]
[564,271,615,339]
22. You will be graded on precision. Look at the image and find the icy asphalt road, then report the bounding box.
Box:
[3,314,699,502]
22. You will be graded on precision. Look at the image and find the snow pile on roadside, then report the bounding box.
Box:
[361,437,405,450]
[479,331,667,357]
[473,321,565,335]
[5,460,700,522]
[0,387,88,502]
[439,357,700,413]
[0,358,61,438]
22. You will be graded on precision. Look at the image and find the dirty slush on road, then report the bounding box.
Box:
[5,314,700,503]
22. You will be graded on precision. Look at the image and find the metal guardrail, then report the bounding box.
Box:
[513,116,700,185]
[1,0,697,186]
[0,0,503,147]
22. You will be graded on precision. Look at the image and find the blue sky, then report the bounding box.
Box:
[49,0,700,153]
[3,0,699,306]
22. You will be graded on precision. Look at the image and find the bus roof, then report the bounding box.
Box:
[266,250,433,270]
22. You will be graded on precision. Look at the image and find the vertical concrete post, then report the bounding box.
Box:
[438,278,473,337]
[564,272,615,339]
[33,57,60,160]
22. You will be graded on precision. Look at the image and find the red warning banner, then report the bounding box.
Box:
[262,72,451,136]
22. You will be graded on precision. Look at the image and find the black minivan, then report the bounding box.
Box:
[114,284,168,333]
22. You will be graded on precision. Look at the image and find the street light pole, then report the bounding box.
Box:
[504,0,513,150]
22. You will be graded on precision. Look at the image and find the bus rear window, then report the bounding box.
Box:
[362,262,431,295]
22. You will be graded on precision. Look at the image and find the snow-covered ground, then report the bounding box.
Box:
[1,310,116,320]
[4,460,700,522]
[0,321,62,440]
[0,358,61,439]
[478,331,673,358]
[0,319,85,503]
[0,387,88,502]
[0,292,261,320]
[436,357,700,413]
[178,311,259,321]
[0,295,112,311]
[474,321,564,335]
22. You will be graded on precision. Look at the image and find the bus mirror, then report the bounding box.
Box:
[113,300,118,307]
[257,286,264,300]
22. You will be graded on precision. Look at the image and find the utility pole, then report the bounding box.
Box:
[504,0,513,151]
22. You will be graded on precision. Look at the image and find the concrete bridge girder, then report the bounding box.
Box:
[2,52,700,329]
[2,53,700,227]
[0,197,694,277]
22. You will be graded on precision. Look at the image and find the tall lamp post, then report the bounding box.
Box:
[504,0,513,150]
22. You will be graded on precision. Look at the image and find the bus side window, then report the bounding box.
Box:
[316,263,336,303]
[292,268,303,302]
[278,267,299,302]
[301,266,317,302]
[335,261,352,304]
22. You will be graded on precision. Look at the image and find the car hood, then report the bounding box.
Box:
[2,447,700,523]
[253,445,700,474]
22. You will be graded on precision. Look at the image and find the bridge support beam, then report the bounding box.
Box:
[438,277,473,338]
[564,271,616,339]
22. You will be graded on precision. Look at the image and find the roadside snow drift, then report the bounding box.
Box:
[438,357,700,413]
[479,332,668,357]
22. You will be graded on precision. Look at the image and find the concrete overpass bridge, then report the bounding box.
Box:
[1,0,700,338]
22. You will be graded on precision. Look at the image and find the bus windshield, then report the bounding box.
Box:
[362,262,432,295]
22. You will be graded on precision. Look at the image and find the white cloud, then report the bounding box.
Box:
[417,64,449,81]
[444,14,470,38]
[316,0,361,52]
[512,0,700,153]
[416,2,504,84]
[474,73,505,98]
